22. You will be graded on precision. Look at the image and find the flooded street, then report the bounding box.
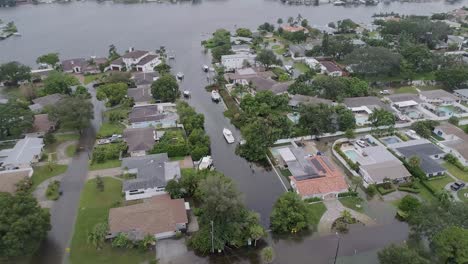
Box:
[0,0,463,262]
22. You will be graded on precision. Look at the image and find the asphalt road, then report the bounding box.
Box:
[35,84,104,264]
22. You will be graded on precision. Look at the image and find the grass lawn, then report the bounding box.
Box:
[279,168,292,177]
[89,159,122,171]
[97,122,125,138]
[414,182,436,202]
[339,196,364,213]
[31,165,68,189]
[69,178,154,264]
[66,144,77,157]
[307,202,327,228]
[394,86,417,94]
[84,73,106,85]
[426,176,454,191]
[443,162,468,182]
[271,45,281,49]
[104,106,131,120]
[273,47,286,55]
[45,133,80,154]
[458,188,468,203]
[293,62,310,73]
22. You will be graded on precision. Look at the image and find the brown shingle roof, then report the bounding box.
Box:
[33,114,56,133]
[108,194,187,236]
[0,169,31,194]
[123,127,155,152]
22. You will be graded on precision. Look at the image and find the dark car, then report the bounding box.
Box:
[450,182,464,191]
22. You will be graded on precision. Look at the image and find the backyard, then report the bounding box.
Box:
[84,73,106,85]
[69,177,155,264]
[443,162,468,182]
[97,122,125,138]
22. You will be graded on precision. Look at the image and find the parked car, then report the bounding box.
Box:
[380,89,390,95]
[450,182,465,191]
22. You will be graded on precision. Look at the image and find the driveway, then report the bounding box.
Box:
[156,238,190,264]
[318,199,376,235]
[33,174,64,208]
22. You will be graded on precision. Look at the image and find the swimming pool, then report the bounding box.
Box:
[344,149,359,162]
[438,106,455,116]
[355,114,368,125]
[380,136,402,145]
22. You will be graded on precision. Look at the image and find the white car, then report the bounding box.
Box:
[223,128,235,144]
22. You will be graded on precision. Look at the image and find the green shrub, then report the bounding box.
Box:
[365,184,377,198]
[444,153,468,172]
[151,130,189,157]
[304,197,322,203]
[92,142,126,163]
[46,180,61,200]
[398,186,420,193]
[377,186,396,195]
[338,191,359,198]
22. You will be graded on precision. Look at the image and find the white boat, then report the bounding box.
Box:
[203,65,209,72]
[183,90,191,98]
[223,128,235,144]
[198,156,214,170]
[176,72,184,80]
[333,0,345,5]
[211,90,220,102]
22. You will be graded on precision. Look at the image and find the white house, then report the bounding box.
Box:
[454,89,468,103]
[0,137,44,170]
[434,123,468,166]
[110,49,160,72]
[221,53,257,71]
[135,54,161,72]
[121,154,181,201]
[304,58,326,73]
[419,89,460,104]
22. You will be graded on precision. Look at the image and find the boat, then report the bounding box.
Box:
[333,0,345,5]
[223,128,235,144]
[211,90,220,102]
[202,65,209,72]
[176,72,184,80]
[198,156,214,170]
[13,32,21,36]
[183,90,191,98]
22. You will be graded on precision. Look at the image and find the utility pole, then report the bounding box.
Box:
[211,220,214,253]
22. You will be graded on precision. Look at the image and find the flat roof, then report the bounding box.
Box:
[394,100,418,108]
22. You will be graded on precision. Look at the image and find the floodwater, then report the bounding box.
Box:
[0,0,462,263]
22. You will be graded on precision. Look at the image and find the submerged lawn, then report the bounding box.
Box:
[89,159,122,171]
[69,178,154,264]
[31,165,68,189]
[307,202,327,228]
[339,196,364,213]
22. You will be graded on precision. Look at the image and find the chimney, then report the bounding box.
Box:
[129,47,134,53]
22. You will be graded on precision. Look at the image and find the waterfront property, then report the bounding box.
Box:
[454,89,468,104]
[108,194,188,240]
[341,140,411,185]
[0,137,44,169]
[29,93,64,112]
[123,127,156,157]
[224,67,292,95]
[277,146,348,199]
[128,103,178,128]
[434,123,468,166]
[127,87,153,105]
[121,153,181,201]
[110,49,161,72]
[389,139,447,177]
[221,53,257,71]
[131,71,160,88]
[61,57,107,74]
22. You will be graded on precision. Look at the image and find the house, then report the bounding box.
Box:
[454,89,468,103]
[390,139,447,177]
[351,39,366,47]
[277,147,348,199]
[129,103,178,128]
[447,35,465,50]
[108,194,188,240]
[281,25,308,33]
[31,68,55,81]
[231,44,251,54]
[121,153,181,201]
[131,72,159,88]
[320,61,344,77]
[0,168,33,194]
[434,123,468,166]
[419,89,460,104]
[288,94,334,110]
[110,49,160,72]
[343,142,411,184]
[221,53,257,71]
[0,137,44,169]
[29,93,64,112]
[288,44,313,59]
[224,68,291,95]
[31,114,56,135]
[123,127,156,157]
[62,57,107,74]
[135,54,161,73]
[343,96,393,126]
[127,87,153,105]
[304,58,326,73]
[230,36,253,45]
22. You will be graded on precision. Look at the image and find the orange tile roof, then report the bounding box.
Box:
[289,156,348,197]
[281,25,306,33]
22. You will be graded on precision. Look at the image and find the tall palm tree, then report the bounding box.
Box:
[261,246,275,264]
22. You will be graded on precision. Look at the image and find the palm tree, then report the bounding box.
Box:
[250,225,265,246]
[277,18,283,25]
[341,210,353,224]
[409,156,420,169]
[87,222,108,250]
[296,13,303,22]
[351,176,362,192]
[261,246,275,264]
[140,234,156,250]
[287,16,294,26]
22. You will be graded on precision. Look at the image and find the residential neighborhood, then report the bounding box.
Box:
[2,4,468,264]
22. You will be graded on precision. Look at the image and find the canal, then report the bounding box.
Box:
[0,0,463,263]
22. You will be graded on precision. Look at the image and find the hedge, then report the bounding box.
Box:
[419,180,437,195]
[444,153,468,172]
[398,187,420,193]
[338,191,359,198]
[304,197,322,203]
[377,186,396,195]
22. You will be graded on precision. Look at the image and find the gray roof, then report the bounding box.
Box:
[289,94,334,108]
[29,93,64,111]
[132,72,159,87]
[386,93,422,103]
[122,50,149,59]
[420,89,460,101]
[121,153,181,191]
[289,44,313,57]
[0,137,43,166]
[123,127,156,152]
[344,96,393,112]
[395,143,446,174]
[361,160,411,183]
[129,104,178,124]
[231,44,251,52]
[61,58,86,72]
[454,89,468,98]
[136,54,158,66]
[127,87,153,103]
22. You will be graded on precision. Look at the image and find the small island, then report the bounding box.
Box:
[0,20,18,40]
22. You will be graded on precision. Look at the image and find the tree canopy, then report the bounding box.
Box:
[345,47,401,77]
[378,244,429,264]
[42,71,79,95]
[435,66,468,91]
[36,53,60,67]
[151,74,180,102]
[0,193,51,257]
[49,95,94,133]
[0,62,31,86]
[0,101,33,140]
[96,82,128,106]
[432,226,468,264]
[368,109,395,128]
[236,28,252,38]
[255,49,282,70]
[299,103,356,136]
[270,192,311,233]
